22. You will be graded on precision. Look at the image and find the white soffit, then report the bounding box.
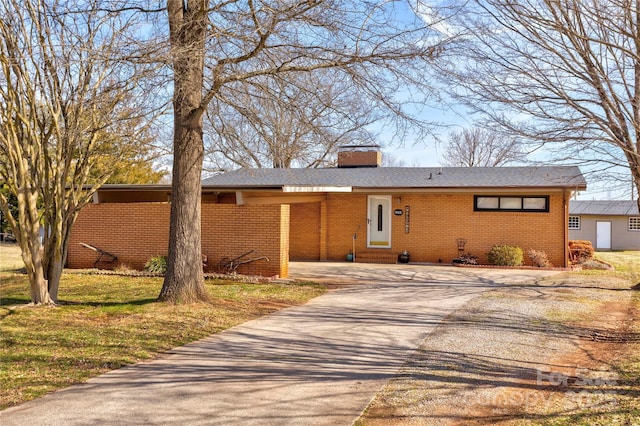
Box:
[282,185,353,193]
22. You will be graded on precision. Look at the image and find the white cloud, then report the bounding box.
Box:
[411,0,458,39]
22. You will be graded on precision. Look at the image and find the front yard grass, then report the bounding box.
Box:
[595,250,640,273]
[0,242,24,271]
[0,269,324,409]
[539,251,640,425]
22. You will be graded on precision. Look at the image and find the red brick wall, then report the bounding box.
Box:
[68,203,289,277]
[290,202,321,260]
[337,150,381,168]
[68,203,170,271]
[70,191,568,277]
[326,194,368,260]
[290,192,568,267]
[202,203,289,277]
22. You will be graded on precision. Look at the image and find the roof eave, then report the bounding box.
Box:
[352,185,586,193]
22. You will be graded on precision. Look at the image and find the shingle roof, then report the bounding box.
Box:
[570,200,639,216]
[202,166,586,190]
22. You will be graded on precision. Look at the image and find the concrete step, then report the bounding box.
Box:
[353,251,398,264]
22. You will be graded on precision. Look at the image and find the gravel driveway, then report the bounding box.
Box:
[357,266,640,425]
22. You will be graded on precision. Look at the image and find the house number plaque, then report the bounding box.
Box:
[404,206,410,233]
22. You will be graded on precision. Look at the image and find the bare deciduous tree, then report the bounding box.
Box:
[204,72,380,170]
[441,127,523,167]
[0,0,160,304]
[159,0,446,303]
[437,0,640,207]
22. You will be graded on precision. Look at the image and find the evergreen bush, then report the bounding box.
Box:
[488,245,524,266]
[144,255,167,274]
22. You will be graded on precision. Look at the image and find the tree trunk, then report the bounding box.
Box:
[158,122,208,303]
[158,0,209,303]
[632,157,639,211]
[46,252,64,303]
[623,145,640,211]
[26,246,50,305]
[14,190,52,305]
[43,210,75,303]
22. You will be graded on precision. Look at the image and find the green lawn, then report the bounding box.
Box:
[0,243,23,271]
[595,250,640,274]
[573,251,640,425]
[0,267,324,409]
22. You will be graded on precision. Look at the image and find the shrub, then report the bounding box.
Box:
[144,255,167,274]
[568,240,594,263]
[459,253,478,265]
[488,245,524,266]
[569,239,593,246]
[527,249,551,268]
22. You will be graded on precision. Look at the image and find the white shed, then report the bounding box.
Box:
[569,200,640,250]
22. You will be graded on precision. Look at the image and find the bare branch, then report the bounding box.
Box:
[437,0,640,202]
[0,0,165,303]
[440,127,525,167]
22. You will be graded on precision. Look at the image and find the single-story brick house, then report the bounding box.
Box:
[67,147,587,277]
[569,200,640,250]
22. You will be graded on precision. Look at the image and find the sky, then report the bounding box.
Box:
[378,99,632,201]
[389,143,632,200]
[384,0,635,202]
[389,134,632,201]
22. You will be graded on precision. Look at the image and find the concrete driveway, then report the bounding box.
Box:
[1,263,558,425]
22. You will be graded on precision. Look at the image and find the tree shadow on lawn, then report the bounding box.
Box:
[0,297,158,308]
[366,326,639,424]
[396,348,640,425]
[57,298,158,307]
[441,308,640,343]
[364,291,640,424]
[400,347,639,392]
[0,297,30,307]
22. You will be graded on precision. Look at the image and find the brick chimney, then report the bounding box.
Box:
[337,145,382,168]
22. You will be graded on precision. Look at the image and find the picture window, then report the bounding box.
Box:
[476,197,499,209]
[524,197,547,210]
[474,195,549,212]
[500,197,522,209]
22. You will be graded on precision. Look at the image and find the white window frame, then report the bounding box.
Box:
[629,217,640,231]
[474,195,549,212]
[568,216,580,230]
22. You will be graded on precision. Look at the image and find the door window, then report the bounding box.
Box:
[368,196,391,248]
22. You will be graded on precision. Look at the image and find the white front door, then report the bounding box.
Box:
[596,221,612,250]
[368,195,391,248]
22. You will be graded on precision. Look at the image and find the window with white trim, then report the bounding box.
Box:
[568,216,580,230]
[629,217,640,231]
[474,195,549,212]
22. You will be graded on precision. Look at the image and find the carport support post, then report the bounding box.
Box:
[320,201,328,261]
